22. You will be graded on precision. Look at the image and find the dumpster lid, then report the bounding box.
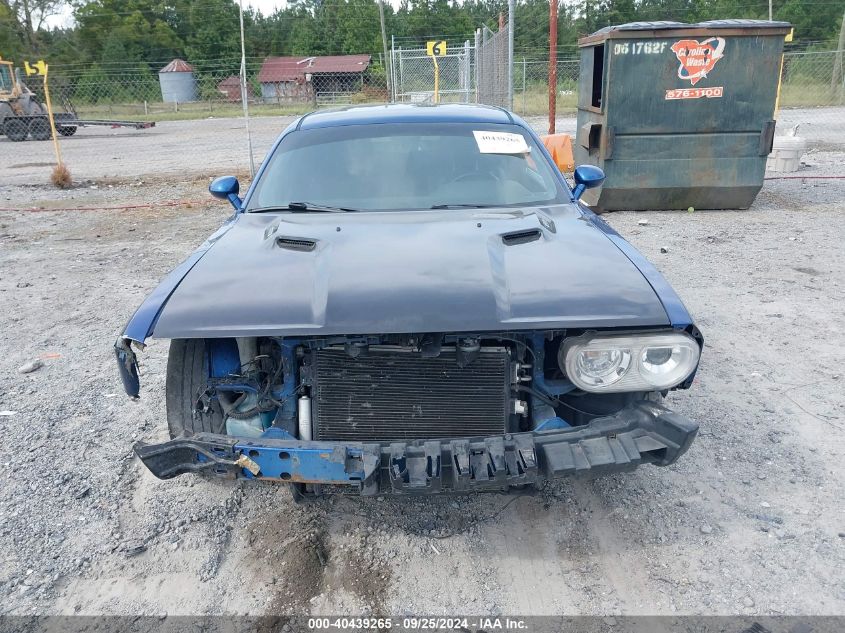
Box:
[579,19,792,45]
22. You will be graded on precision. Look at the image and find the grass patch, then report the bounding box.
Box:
[68,89,581,123]
[68,81,845,123]
[513,87,578,116]
[51,163,72,189]
[73,101,314,122]
[779,82,844,108]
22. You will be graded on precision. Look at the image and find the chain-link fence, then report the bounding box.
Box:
[41,48,845,142]
[41,57,393,120]
[511,57,579,116]
[780,50,845,108]
[390,43,474,104]
[509,51,845,118]
[476,24,510,109]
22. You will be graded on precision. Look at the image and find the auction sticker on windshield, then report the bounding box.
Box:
[473,130,530,154]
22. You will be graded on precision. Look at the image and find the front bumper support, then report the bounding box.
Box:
[133,401,698,495]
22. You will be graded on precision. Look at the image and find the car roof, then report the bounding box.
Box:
[296,103,515,130]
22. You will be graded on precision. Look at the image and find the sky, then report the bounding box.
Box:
[47,0,398,27]
[249,0,285,13]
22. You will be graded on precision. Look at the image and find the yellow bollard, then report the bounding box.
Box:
[426,41,446,105]
[432,55,440,104]
[26,59,71,187]
[41,64,64,167]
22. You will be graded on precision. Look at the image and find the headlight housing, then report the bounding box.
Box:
[559,332,700,393]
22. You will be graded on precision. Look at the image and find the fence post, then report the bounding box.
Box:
[833,11,845,103]
[549,0,558,134]
[474,29,480,103]
[399,47,404,101]
[390,36,396,102]
[522,57,526,114]
[378,0,391,102]
[507,0,514,109]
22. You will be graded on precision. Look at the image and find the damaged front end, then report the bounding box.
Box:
[128,331,701,496]
[134,402,697,495]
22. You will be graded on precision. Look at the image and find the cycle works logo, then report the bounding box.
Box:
[666,37,726,99]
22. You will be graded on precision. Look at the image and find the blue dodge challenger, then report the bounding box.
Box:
[116,103,702,497]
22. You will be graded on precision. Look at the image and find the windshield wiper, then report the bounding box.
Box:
[250,202,358,213]
[430,203,495,209]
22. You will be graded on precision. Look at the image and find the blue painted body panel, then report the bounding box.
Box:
[235,442,369,481]
[121,216,238,344]
[584,211,694,327]
[208,338,240,377]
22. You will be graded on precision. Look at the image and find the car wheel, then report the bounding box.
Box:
[0,102,14,134]
[28,117,51,141]
[3,117,28,142]
[166,339,225,439]
[58,126,77,136]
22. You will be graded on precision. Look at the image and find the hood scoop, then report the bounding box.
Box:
[501,228,542,246]
[276,236,317,252]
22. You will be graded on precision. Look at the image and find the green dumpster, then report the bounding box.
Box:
[574,20,792,211]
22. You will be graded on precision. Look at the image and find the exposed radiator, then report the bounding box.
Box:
[311,346,510,442]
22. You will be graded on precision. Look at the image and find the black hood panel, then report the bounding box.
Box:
[151,205,669,338]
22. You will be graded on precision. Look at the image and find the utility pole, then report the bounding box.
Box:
[549,0,557,134]
[378,0,391,102]
[768,0,772,22]
[239,0,255,178]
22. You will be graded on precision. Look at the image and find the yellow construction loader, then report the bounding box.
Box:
[0,56,57,140]
[1,56,154,142]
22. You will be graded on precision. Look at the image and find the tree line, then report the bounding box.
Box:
[1,0,841,75]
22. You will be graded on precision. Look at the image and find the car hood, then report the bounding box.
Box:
[149,205,669,338]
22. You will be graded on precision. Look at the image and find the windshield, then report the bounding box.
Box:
[246,122,567,212]
[0,64,13,93]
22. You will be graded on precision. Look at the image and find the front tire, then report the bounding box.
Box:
[3,117,28,142]
[28,117,51,141]
[165,339,225,439]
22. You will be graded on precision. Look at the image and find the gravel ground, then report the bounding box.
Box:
[0,112,843,619]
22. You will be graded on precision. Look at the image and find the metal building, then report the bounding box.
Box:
[158,59,198,103]
[257,55,371,105]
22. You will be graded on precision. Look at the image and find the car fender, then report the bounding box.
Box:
[114,215,240,397]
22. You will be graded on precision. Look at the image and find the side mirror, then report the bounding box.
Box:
[209,176,242,210]
[572,165,605,201]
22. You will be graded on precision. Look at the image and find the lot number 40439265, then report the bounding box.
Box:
[614,42,668,55]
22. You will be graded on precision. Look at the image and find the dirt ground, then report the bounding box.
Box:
[0,112,843,620]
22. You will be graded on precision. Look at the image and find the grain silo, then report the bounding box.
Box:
[158,59,198,103]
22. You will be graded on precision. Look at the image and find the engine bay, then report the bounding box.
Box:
[191,332,652,443]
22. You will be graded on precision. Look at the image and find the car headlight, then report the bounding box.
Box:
[559,332,700,393]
